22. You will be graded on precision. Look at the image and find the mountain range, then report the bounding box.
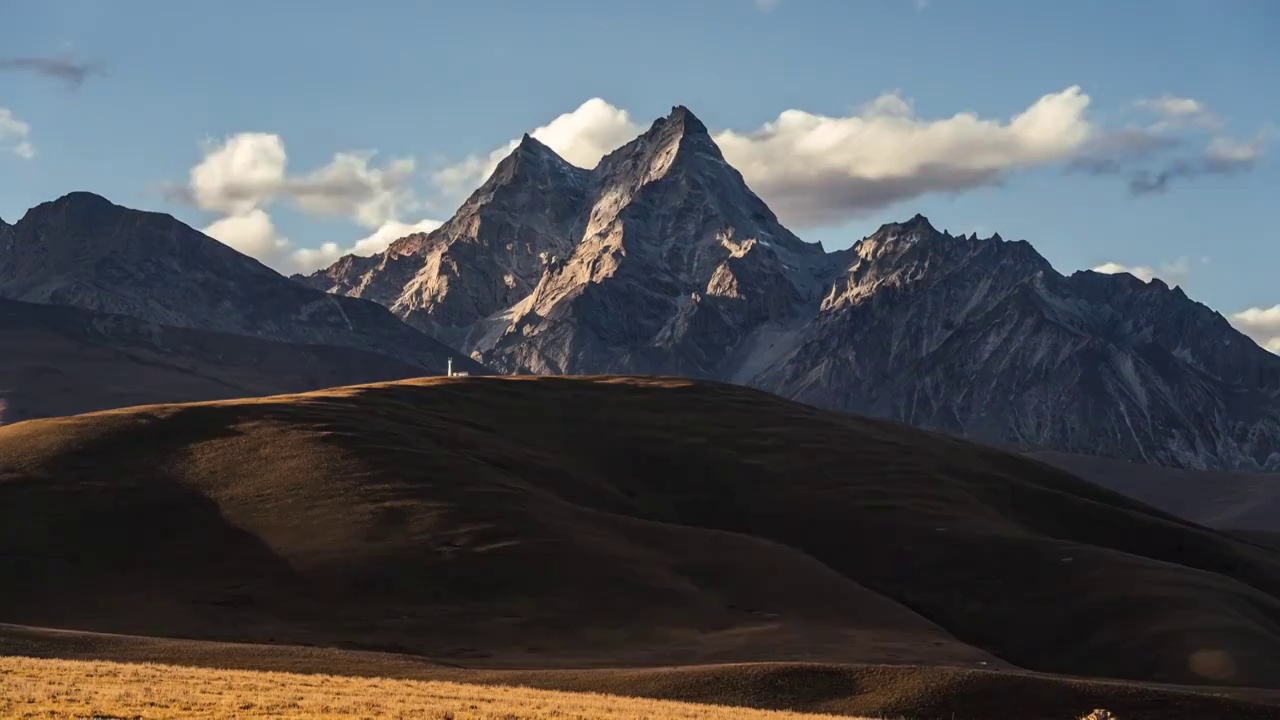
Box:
[0,194,483,375]
[0,194,485,422]
[3,107,1278,469]
[7,107,1280,720]
[298,106,1280,471]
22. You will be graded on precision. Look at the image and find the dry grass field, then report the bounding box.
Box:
[0,656,860,720]
[9,625,1279,720]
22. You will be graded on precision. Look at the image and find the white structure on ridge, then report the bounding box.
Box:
[446,358,469,378]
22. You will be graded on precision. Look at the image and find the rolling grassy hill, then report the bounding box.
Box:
[5,376,1280,718]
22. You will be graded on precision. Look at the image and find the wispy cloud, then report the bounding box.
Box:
[0,55,101,87]
[1066,126,1183,175]
[1066,96,1266,194]
[1127,134,1265,194]
[1134,95,1221,130]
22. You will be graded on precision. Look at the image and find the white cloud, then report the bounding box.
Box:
[187,132,419,228]
[203,209,292,267]
[351,219,442,256]
[286,218,440,273]
[189,132,286,215]
[1091,257,1192,288]
[1229,306,1280,354]
[290,218,445,273]
[432,98,642,196]
[715,86,1094,226]
[179,132,438,274]
[755,0,780,10]
[203,208,441,275]
[0,108,35,160]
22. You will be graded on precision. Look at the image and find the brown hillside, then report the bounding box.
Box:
[4,377,1280,690]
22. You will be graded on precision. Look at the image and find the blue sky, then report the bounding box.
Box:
[1,0,1277,345]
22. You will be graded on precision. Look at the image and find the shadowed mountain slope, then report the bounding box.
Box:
[1031,450,1280,531]
[4,377,1280,690]
[0,296,429,424]
[0,192,484,375]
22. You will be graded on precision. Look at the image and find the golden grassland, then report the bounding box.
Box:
[0,655,1127,720]
[0,655,865,720]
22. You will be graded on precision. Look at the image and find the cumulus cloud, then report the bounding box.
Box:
[183,132,418,228]
[176,132,439,274]
[203,209,293,266]
[288,218,444,272]
[203,209,440,275]
[185,132,286,215]
[1229,306,1280,354]
[432,98,642,196]
[0,55,100,87]
[0,108,35,160]
[1091,257,1192,288]
[714,86,1093,226]
[349,219,442,256]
